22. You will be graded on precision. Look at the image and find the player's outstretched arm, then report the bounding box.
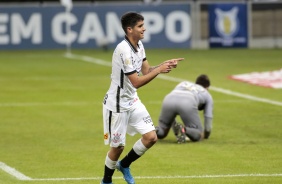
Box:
[143,58,184,74]
[129,58,184,89]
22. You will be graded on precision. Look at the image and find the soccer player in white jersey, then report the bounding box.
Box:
[156,74,214,143]
[101,12,184,184]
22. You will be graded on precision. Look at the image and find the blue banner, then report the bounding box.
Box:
[208,3,248,48]
[0,3,191,50]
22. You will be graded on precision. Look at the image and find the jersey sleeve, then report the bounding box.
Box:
[203,94,213,118]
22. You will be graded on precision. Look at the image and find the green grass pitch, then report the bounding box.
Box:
[0,48,281,184]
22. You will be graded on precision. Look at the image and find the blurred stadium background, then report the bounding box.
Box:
[0,1,281,184]
[0,0,282,49]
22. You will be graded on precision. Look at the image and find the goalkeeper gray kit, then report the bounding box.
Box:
[158,81,213,141]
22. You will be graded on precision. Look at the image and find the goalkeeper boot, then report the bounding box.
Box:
[116,161,135,184]
[176,125,187,144]
[172,122,182,137]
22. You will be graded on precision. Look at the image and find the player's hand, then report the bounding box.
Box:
[167,58,184,68]
[159,62,172,73]
[204,130,211,139]
[158,58,184,73]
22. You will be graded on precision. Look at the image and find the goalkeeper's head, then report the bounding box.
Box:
[195,74,210,89]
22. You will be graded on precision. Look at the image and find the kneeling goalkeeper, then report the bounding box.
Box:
[156,74,214,143]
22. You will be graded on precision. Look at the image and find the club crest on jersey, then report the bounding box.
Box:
[125,58,131,65]
[215,7,239,38]
[112,133,121,143]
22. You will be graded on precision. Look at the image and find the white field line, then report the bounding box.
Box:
[0,77,95,81]
[0,100,245,107]
[0,162,31,180]
[0,101,95,107]
[29,173,282,181]
[1,161,282,182]
[65,52,112,67]
[66,53,282,107]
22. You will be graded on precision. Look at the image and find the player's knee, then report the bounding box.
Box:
[157,134,165,139]
[148,133,158,145]
[155,126,169,139]
[117,146,124,151]
[109,146,124,160]
[188,133,202,142]
[115,146,124,154]
[157,133,167,139]
[143,131,158,145]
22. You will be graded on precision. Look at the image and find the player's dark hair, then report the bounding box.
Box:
[195,74,210,88]
[121,12,144,34]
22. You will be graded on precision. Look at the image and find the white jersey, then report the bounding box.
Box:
[103,36,146,113]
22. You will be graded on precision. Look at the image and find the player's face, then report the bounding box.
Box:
[132,20,146,40]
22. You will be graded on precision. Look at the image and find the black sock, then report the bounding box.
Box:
[121,148,140,168]
[102,165,115,183]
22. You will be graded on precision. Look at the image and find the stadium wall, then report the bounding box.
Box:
[0,1,281,50]
[0,2,192,50]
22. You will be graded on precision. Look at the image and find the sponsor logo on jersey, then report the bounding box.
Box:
[129,97,139,106]
[104,133,108,140]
